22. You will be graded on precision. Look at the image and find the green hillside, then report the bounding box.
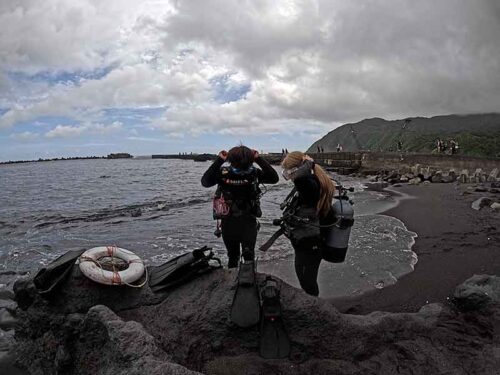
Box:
[308,113,500,157]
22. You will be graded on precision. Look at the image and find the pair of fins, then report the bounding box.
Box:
[34,246,221,296]
[34,249,86,296]
[230,261,290,359]
[148,246,222,293]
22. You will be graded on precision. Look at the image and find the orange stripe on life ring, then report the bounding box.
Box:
[112,271,121,285]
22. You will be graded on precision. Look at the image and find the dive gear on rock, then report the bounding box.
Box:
[230,258,261,327]
[34,249,86,296]
[79,246,145,286]
[259,276,291,359]
[148,246,222,292]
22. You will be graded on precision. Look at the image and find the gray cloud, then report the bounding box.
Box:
[0,0,499,139]
[45,122,123,138]
[9,131,38,141]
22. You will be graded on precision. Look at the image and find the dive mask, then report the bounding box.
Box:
[230,166,255,175]
[282,160,314,180]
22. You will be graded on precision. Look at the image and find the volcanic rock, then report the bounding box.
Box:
[471,197,493,210]
[10,268,500,375]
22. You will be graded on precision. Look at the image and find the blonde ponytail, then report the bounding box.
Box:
[282,151,336,217]
[313,164,335,217]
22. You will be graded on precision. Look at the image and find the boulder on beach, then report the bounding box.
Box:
[408,177,421,185]
[448,169,457,182]
[9,266,500,375]
[471,197,493,210]
[430,170,443,183]
[459,169,469,183]
[488,168,499,182]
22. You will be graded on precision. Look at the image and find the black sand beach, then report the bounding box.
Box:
[332,183,500,314]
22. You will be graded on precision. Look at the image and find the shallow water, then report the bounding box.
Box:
[0,158,416,298]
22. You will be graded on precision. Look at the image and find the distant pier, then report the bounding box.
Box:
[152,153,285,164]
[152,154,216,162]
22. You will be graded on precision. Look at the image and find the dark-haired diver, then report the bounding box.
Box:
[201,145,279,268]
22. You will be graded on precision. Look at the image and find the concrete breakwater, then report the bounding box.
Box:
[308,151,499,178]
[149,152,498,180]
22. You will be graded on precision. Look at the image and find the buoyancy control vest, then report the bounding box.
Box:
[259,185,354,263]
[213,166,262,219]
[280,188,321,245]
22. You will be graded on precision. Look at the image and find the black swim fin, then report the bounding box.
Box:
[148,246,221,293]
[33,249,86,296]
[259,276,290,359]
[230,260,261,328]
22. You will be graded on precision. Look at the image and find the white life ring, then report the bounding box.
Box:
[79,246,145,286]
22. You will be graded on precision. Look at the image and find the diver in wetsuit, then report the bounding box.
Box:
[201,146,279,268]
[281,151,336,296]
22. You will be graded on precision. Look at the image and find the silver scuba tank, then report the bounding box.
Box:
[322,196,354,263]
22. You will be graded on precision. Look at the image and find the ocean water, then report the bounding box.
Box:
[0,158,416,298]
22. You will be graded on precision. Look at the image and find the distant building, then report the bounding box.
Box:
[107,153,132,159]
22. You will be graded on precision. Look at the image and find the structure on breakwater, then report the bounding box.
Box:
[152,153,216,162]
[308,151,500,177]
[107,153,132,159]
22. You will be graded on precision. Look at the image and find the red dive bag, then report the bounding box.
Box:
[213,189,231,219]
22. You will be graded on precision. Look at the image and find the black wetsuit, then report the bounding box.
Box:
[201,156,279,268]
[291,174,335,296]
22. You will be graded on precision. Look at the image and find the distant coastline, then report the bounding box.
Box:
[0,152,289,165]
[0,153,132,165]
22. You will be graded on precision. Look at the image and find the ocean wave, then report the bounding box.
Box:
[32,195,212,228]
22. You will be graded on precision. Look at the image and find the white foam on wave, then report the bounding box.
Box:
[258,214,418,299]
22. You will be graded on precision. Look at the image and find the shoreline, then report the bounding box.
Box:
[258,184,419,299]
[331,182,500,314]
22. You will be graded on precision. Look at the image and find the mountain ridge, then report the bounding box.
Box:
[308,113,500,157]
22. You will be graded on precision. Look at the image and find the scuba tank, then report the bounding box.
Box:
[322,187,354,263]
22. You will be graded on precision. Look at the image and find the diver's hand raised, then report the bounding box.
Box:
[218,150,228,161]
[252,149,259,160]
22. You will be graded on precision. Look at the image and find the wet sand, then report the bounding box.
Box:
[332,183,500,314]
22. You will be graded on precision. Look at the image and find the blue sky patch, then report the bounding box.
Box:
[210,74,251,104]
[7,65,115,86]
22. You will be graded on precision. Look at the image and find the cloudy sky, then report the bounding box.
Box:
[1,0,499,161]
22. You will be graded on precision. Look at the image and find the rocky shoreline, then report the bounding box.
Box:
[2,266,500,374]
